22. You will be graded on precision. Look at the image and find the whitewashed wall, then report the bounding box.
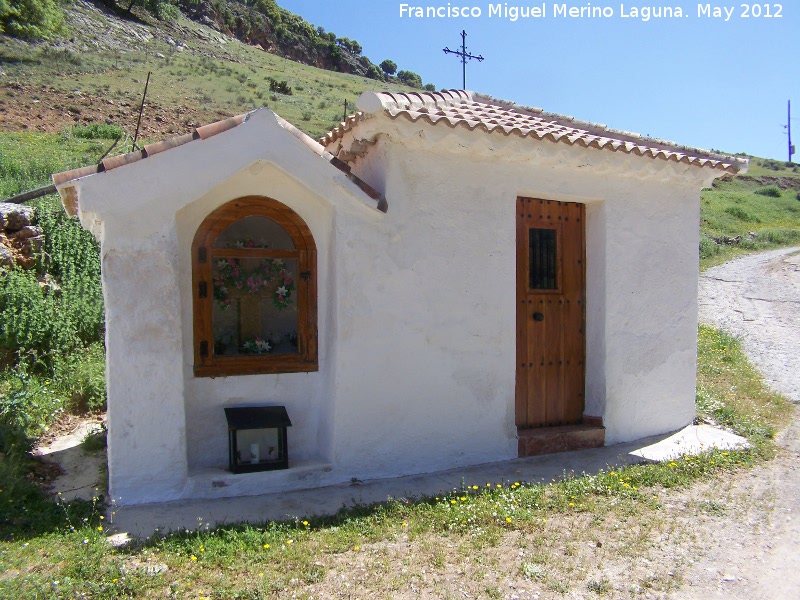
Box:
[64,107,718,505]
[335,113,714,449]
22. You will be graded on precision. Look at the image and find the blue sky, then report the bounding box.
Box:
[277,1,798,161]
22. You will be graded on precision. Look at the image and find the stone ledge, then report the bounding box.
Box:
[518,424,605,457]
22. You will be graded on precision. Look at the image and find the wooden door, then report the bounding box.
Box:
[516,198,586,429]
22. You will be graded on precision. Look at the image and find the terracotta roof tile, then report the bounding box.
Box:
[52,113,249,189]
[322,90,747,173]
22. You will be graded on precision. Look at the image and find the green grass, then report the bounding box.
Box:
[695,324,792,444]
[0,323,791,598]
[0,132,110,198]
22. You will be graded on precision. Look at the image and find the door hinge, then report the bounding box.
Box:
[198,281,208,298]
[198,247,207,263]
[300,271,311,281]
[199,340,209,358]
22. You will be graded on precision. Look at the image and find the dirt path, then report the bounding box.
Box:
[673,247,800,599]
[699,247,800,403]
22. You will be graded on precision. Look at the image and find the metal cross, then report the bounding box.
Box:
[443,30,484,90]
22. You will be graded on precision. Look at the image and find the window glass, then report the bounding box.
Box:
[528,228,557,290]
[214,216,295,249]
[212,257,298,356]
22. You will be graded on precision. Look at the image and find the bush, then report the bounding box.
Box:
[724,206,756,221]
[754,185,781,197]
[397,70,423,89]
[0,200,103,366]
[365,64,384,81]
[64,123,124,141]
[0,267,56,360]
[267,78,292,95]
[756,229,800,245]
[699,234,721,259]
[53,342,106,413]
[0,0,64,40]
[0,368,64,454]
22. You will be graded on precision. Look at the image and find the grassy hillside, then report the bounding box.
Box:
[0,0,418,143]
[700,158,800,269]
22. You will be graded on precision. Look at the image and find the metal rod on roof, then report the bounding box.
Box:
[443,30,484,89]
[343,99,348,122]
[132,71,151,152]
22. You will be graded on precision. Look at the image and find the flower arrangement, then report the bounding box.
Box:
[241,337,272,354]
[238,332,298,355]
[213,257,295,310]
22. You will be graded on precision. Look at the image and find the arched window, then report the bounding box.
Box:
[192,196,318,376]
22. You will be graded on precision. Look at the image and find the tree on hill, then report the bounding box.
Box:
[380,59,397,77]
[0,0,64,40]
[365,64,384,81]
[397,70,423,89]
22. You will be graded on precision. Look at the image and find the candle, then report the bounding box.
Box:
[250,443,260,464]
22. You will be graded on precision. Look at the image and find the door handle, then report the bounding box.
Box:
[533,312,544,321]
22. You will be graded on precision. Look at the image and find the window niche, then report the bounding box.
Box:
[192,196,318,376]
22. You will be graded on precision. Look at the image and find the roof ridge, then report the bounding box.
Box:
[321,90,747,174]
[471,92,746,167]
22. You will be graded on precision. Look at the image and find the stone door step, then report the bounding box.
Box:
[518,424,605,457]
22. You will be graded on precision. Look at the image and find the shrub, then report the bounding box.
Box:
[0,0,64,40]
[0,368,64,454]
[53,342,106,413]
[754,185,781,197]
[0,267,56,360]
[757,229,800,245]
[64,123,124,141]
[699,234,721,259]
[267,78,292,95]
[365,64,384,81]
[397,70,423,89]
[724,206,755,221]
[0,199,103,365]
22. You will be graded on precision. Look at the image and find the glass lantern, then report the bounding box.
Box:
[224,406,292,473]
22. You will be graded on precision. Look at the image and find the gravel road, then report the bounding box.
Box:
[675,247,800,599]
[699,246,800,403]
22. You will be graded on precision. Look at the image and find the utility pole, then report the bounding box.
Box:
[789,100,795,163]
[443,30,484,90]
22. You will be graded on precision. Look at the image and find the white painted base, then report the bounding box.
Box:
[182,459,338,501]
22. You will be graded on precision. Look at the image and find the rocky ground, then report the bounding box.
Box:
[0,81,224,141]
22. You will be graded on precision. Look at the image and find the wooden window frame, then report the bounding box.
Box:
[192,196,318,377]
